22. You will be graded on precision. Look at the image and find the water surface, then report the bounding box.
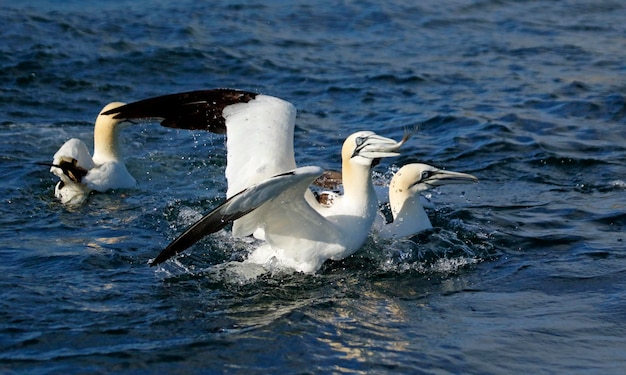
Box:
[1,0,625,373]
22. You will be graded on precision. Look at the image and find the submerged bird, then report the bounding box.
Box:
[377,163,477,238]
[47,102,136,205]
[103,89,409,272]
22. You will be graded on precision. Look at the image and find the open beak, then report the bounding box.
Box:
[357,132,412,159]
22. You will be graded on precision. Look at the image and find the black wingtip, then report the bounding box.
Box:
[102,89,258,133]
[149,193,258,266]
[40,158,88,183]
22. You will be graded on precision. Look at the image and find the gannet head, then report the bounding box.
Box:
[92,102,127,164]
[389,163,477,219]
[391,163,478,196]
[342,131,408,167]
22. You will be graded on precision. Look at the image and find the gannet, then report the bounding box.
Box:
[378,163,477,238]
[47,102,136,205]
[103,89,409,272]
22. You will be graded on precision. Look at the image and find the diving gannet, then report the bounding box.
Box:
[47,102,136,205]
[378,163,477,238]
[103,89,409,272]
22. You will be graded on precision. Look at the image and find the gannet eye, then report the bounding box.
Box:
[355,137,367,148]
[421,170,433,181]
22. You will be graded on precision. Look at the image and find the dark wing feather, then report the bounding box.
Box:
[150,193,256,266]
[150,166,323,266]
[102,89,257,133]
[38,158,89,183]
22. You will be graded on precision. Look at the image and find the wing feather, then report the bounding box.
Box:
[151,166,323,266]
[223,94,297,197]
[102,90,298,198]
[102,89,257,133]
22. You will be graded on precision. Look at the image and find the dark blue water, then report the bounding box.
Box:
[1,0,625,373]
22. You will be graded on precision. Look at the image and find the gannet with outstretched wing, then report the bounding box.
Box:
[47,102,136,205]
[104,89,409,273]
[378,163,477,238]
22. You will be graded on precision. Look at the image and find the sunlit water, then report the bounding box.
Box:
[1,1,625,373]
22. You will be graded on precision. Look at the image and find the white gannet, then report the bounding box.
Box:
[103,89,409,272]
[47,102,136,205]
[377,163,477,238]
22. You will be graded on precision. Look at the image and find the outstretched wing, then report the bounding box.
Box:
[223,94,297,197]
[102,89,298,197]
[102,89,257,133]
[151,166,323,266]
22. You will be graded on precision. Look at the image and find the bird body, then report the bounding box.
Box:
[49,102,135,205]
[152,130,407,273]
[105,90,409,272]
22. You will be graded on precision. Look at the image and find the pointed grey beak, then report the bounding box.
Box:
[425,170,478,187]
[357,133,411,159]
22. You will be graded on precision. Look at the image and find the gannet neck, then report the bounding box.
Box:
[389,178,433,235]
[338,131,402,211]
[326,158,378,249]
[340,156,375,207]
[389,167,424,218]
[92,102,127,164]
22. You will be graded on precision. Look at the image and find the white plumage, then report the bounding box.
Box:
[377,163,477,238]
[49,102,136,205]
[104,90,409,272]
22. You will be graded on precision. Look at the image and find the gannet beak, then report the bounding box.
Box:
[423,170,478,187]
[356,133,410,159]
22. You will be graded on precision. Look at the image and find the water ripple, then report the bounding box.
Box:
[2,0,626,373]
